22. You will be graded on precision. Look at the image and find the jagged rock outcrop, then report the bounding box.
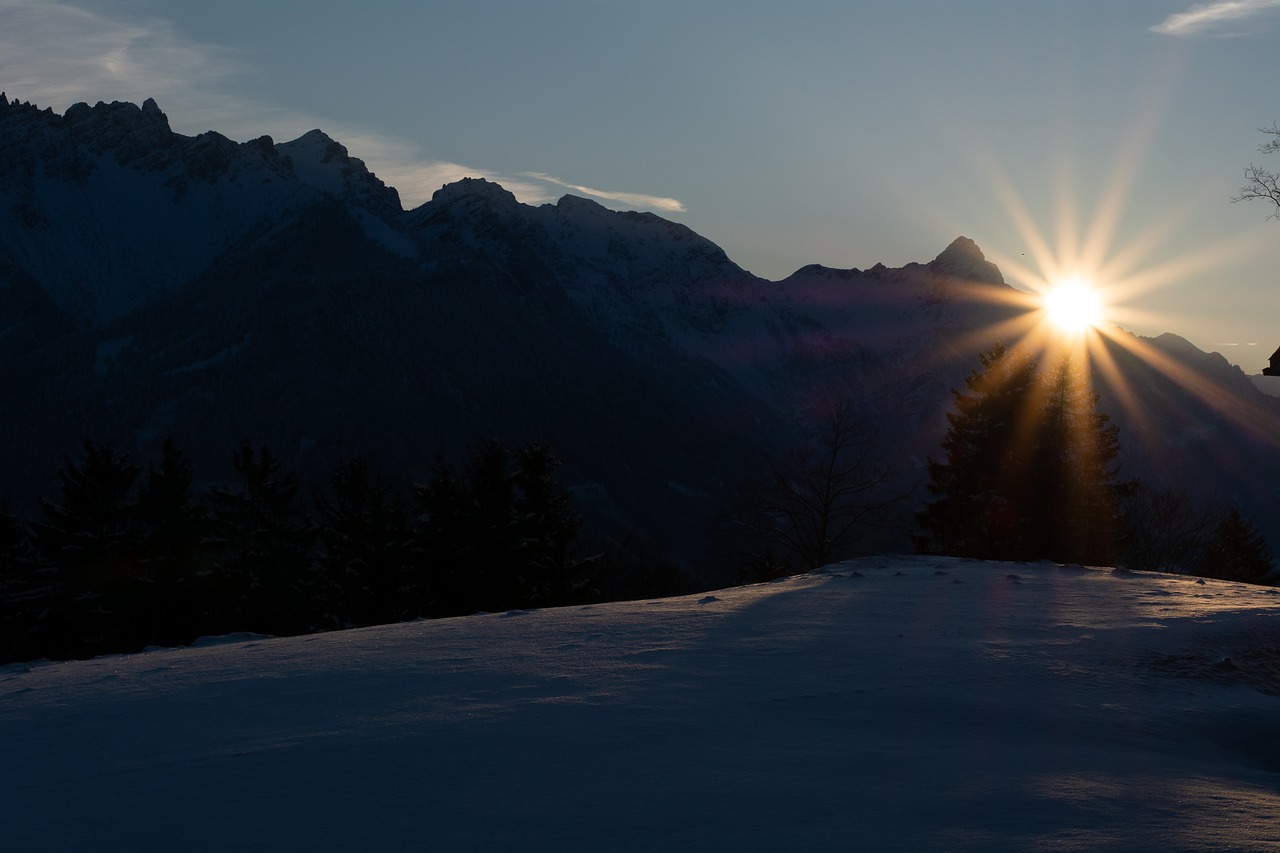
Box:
[0,96,405,324]
[927,236,1005,285]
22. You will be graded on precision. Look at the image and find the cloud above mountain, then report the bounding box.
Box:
[1151,0,1280,35]
[521,172,686,213]
[0,0,680,213]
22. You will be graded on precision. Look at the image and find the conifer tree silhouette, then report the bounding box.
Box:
[1192,508,1276,585]
[916,343,1125,563]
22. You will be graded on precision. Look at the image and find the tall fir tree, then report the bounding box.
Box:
[915,343,1125,564]
[136,437,208,645]
[205,441,314,634]
[0,504,42,663]
[915,343,1042,559]
[412,440,590,615]
[32,441,143,656]
[315,457,413,628]
[509,441,592,606]
[411,447,474,615]
[1192,508,1276,585]
[1031,357,1125,564]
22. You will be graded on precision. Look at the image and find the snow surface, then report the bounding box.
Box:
[4,556,1280,851]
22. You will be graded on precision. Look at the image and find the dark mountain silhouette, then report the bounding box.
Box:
[3,95,1279,573]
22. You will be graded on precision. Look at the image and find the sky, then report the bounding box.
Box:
[2,0,1278,368]
[5,556,1280,850]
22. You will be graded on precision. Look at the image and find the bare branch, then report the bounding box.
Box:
[1235,123,1280,217]
[729,400,909,578]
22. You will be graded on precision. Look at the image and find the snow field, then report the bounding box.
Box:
[3,556,1280,851]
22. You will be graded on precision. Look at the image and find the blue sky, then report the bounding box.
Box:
[3,0,1279,367]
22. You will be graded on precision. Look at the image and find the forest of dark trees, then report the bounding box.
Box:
[3,344,1275,667]
[0,436,704,665]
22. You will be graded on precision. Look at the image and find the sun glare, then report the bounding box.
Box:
[1044,278,1103,334]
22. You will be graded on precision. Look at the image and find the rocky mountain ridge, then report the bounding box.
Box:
[3,96,1279,571]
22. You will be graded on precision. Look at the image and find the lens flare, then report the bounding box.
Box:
[1044,278,1103,334]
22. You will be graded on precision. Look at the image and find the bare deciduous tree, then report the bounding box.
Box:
[1233,123,1280,216]
[732,401,905,580]
[1119,485,1219,573]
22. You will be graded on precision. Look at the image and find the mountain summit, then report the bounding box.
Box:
[0,96,404,324]
[927,235,1004,285]
[2,96,1277,571]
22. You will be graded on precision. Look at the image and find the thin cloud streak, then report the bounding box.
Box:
[522,171,687,213]
[1151,0,1280,35]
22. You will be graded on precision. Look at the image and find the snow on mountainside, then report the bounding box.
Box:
[5,95,1280,563]
[4,556,1280,851]
[405,177,1024,413]
[0,95,404,324]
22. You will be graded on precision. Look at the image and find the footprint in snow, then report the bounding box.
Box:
[698,595,720,605]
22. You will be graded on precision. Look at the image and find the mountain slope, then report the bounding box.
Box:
[0,95,403,325]
[4,96,1280,569]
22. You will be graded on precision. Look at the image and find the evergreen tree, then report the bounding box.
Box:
[34,441,142,574]
[915,343,1042,559]
[412,440,590,615]
[31,441,143,656]
[411,447,473,615]
[0,504,42,663]
[915,343,1125,564]
[205,441,314,634]
[1030,356,1125,564]
[136,437,208,644]
[509,441,592,605]
[1191,508,1276,585]
[315,457,412,627]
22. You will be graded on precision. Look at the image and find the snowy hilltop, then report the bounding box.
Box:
[3,556,1280,851]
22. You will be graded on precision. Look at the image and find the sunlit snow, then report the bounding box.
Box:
[3,556,1280,851]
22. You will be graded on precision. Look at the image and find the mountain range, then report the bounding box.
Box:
[3,95,1279,576]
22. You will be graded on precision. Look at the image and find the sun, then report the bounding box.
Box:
[1043,278,1104,334]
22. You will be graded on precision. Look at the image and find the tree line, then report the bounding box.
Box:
[0,437,611,665]
[723,342,1275,587]
[4,342,1272,666]
[914,342,1276,584]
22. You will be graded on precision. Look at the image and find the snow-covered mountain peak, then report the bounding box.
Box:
[428,176,521,209]
[553,193,607,213]
[0,96,405,323]
[927,236,1004,285]
[275,129,401,219]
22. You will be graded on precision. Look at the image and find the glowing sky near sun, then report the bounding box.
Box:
[1,0,1278,368]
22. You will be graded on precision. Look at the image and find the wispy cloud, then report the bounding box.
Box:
[0,0,662,211]
[522,172,687,213]
[1151,0,1280,35]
